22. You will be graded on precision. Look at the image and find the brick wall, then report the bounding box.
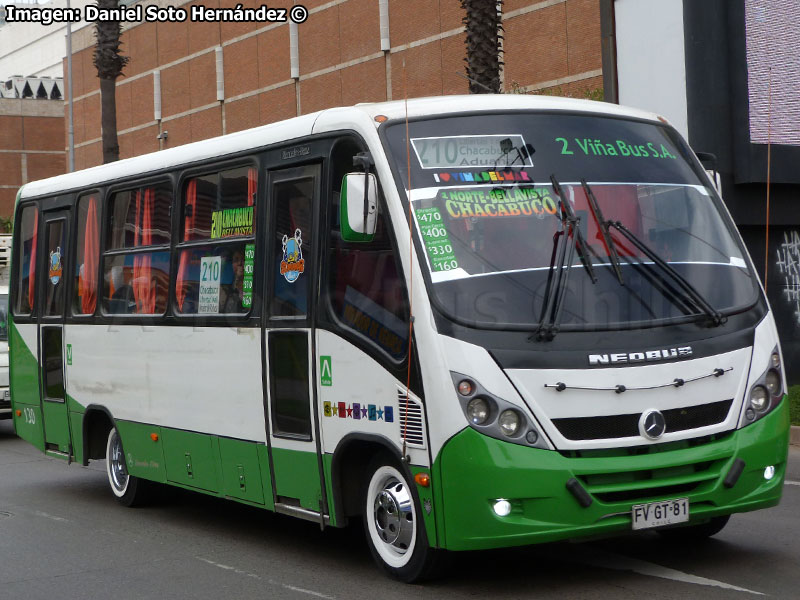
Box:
[0,99,65,218]
[67,0,603,169]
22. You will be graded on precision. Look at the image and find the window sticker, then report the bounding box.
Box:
[437,186,557,219]
[210,206,254,239]
[280,228,304,283]
[198,256,221,314]
[433,170,532,183]
[411,134,533,169]
[242,243,255,308]
[414,207,458,272]
[49,247,63,285]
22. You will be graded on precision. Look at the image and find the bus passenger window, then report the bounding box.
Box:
[175,167,257,315]
[14,205,38,315]
[73,194,100,315]
[102,184,172,315]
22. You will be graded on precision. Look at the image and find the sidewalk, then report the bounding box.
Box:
[792,426,800,446]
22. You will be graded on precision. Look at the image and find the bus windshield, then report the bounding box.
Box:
[383,112,759,330]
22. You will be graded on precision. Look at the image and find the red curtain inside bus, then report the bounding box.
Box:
[176,179,197,311]
[79,195,99,314]
[133,188,156,314]
[248,168,257,207]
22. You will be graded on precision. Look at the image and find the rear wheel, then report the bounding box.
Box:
[106,427,149,507]
[658,515,730,541]
[362,458,442,582]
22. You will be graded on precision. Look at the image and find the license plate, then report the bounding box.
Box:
[631,497,689,530]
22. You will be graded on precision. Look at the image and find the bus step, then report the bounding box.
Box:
[275,502,330,526]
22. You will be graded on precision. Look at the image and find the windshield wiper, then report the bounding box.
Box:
[533,176,597,341]
[551,175,597,285]
[607,220,727,327]
[581,179,624,285]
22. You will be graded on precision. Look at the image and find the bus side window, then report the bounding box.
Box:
[72,193,100,315]
[175,166,257,315]
[102,184,172,315]
[14,204,38,315]
[326,139,410,361]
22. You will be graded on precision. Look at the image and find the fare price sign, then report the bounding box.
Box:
[415,207,458,272]
[242,243,255,308]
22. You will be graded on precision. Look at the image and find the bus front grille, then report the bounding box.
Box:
[552,399,733,441]
[576,457,729,504]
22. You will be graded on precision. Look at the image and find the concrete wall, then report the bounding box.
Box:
[615,0,688,138]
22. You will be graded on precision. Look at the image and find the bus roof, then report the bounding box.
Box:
[18,95,663,201]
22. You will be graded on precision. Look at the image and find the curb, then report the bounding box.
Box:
[792,426,800,447]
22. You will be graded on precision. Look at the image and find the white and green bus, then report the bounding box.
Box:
[9,96,790,581]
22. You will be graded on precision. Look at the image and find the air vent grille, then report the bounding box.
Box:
[397,389,425,448]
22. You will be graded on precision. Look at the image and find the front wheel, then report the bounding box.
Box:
[362,458,442,582]
[106,427,150,507]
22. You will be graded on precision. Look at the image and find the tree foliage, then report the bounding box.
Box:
[461,0,504,94]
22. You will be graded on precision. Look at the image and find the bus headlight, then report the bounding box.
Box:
[764,370,781,397]
[451,371,548,449]
[749,386,768,412]
[467,397,490,425]
[498,410,521,437]
[741,345,785,428]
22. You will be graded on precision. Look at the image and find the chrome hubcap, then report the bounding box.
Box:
[373,478,413,553]
[109,432,128,492]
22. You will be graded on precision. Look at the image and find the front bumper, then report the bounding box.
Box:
[0,387,10,419]
[436,397,789,551]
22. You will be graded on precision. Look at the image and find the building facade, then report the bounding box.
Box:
[63,0,603,169]
[0,96,65,217]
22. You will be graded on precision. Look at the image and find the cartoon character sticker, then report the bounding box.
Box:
[280,228,305,283]
[49,246,63,285]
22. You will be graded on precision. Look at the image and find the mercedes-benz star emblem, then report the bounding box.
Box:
[639,409,666,440]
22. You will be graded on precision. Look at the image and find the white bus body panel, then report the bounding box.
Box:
[316,329,429,467]
[65,324,266,442]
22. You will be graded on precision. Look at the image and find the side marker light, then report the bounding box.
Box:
[414,472,430,487]
[150,433,159,442]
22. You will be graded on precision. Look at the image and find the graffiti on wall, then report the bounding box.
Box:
[776,230,800,324]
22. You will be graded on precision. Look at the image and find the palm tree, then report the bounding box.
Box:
[461,0,504,93]
[93,0,129,163]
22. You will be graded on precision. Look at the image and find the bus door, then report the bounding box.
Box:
[36,208,72,457]
[263,164,327,522]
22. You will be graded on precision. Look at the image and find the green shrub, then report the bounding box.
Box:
[789,385,800,426]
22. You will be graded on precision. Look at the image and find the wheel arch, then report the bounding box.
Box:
[329,433,407,526]
[81,405,116,466]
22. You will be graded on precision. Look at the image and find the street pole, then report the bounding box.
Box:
[66,0,75,172]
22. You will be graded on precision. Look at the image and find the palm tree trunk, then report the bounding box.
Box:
[94,0,129,164]
[99,77,120,163]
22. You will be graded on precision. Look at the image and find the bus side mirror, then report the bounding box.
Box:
[341,172,378,242]
[695,151,722,195]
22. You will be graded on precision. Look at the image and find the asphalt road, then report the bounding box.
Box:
[1,419,798,600]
